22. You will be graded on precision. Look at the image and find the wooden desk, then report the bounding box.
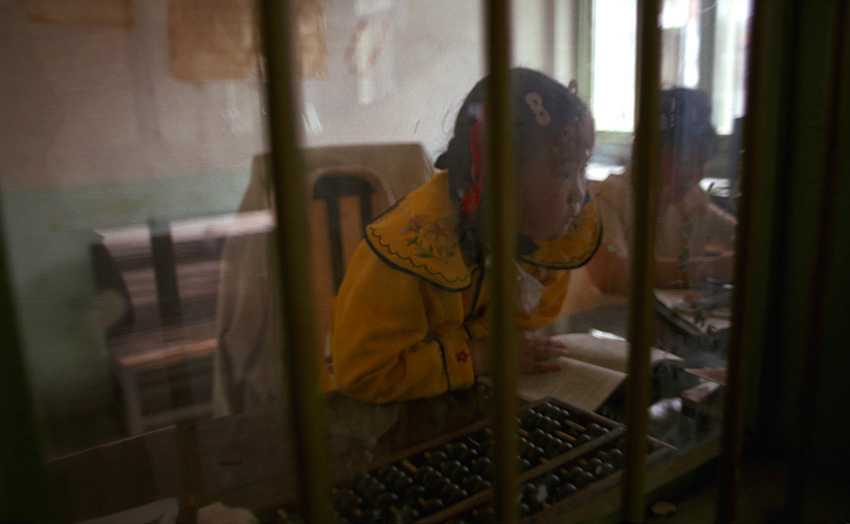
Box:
[48,305,725,522]
[562,304,727,370]
[48,388,489,522]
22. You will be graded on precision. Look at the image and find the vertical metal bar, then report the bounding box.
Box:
[484,1,519,523]
[697,0,716,96]
[258,1,332,523]
[576,0,595,108]
[715,0,769,520]
[0,215,52,522]
[621,0,661,521]
[784,1,849,521]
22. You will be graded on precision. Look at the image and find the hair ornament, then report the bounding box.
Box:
[662,96,678,131]
[525,92,551,126]
[460,105,485,214]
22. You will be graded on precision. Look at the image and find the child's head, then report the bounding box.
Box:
[659,88,717,201]
[436,68,595,260]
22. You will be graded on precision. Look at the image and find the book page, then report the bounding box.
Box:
[551,333,684,373]
[514,358,627,412]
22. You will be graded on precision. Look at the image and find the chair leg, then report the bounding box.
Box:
[119,366,145,435]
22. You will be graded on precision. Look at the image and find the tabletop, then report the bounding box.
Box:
[48,305,726,522]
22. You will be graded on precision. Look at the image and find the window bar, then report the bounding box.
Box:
[785,1,849,521]
[621,0,661,521]
[697,0,717,96]
[0,212,52,523]
[715,0,768,520]
[258,1,333,523]
[483,0,520,523]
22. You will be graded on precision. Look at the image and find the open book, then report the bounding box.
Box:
[654,288,732,338]
[491,333,684,412]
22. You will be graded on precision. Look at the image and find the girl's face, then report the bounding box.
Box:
[517,131,592,240]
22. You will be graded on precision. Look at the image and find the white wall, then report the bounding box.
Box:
[1,0,564,192]
[0,1,265,191]
[0,0,559,445]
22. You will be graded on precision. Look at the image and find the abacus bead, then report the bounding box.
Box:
[429,450,449,467]
[557,482,578,499]
[424,472,448,492]
[392,472,413,490]
[587,423,605,435]
[375,491,398,508]
[463,474,484,491]
[544,437,562,457]
[575,470,595,487]
[473,457,491,475]
[530,428,548,443]
[607,448,624,465]
[400,507,420,522]
[448,464,469,482]
[440,460,461,476]
[521,482,538,502]
[364,480,386,498]
[449,443,468,461]
[421,498,445,516]
[404,484,426,503]
[353,474,372,492]
[478,439,495,458]
[473,507,495,524]
[377,465,398,481]
[599,462,616,477]
[415,465,438,485]
[446,487,469,506]
[459,446,479,463]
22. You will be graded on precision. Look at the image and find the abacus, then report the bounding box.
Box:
[276,397,674,523]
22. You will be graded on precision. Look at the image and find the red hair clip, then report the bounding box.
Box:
[460,106,485,214]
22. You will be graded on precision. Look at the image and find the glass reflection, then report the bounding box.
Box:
[0,0,751,521]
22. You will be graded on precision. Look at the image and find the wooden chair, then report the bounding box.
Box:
[93,220,228,435]
[213,143,433,416]
[308,167,394,364]
[93,144,432,431]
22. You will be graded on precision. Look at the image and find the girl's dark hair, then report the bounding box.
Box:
[435,68,594,263]
[660,88,717,164]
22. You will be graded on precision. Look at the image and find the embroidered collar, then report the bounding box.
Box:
[518,197,602,269]
[365,171,602,289]
[366,171,470,290]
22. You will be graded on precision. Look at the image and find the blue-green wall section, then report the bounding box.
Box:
[0,169,251,420]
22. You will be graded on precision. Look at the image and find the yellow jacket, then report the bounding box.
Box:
[331,171,602,403]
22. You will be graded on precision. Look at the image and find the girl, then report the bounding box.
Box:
[562,88,737,315]
[331,68,602,403]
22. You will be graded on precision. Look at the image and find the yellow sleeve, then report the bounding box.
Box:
[331,242,475,403]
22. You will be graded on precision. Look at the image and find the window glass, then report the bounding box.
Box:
[593,0,749,134]
[2,0,750,521]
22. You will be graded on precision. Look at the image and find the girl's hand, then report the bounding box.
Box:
[468,331,569,376]
[519,331,570,373]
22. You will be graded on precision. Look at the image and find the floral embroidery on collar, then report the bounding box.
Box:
[456,350,469,363]
[519,197,602,269]
[401,214,458,265]
[365,171,471,290]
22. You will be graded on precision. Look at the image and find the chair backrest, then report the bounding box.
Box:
[214,143,433,414]
[308,167,395,354]
[310,166,395,295]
